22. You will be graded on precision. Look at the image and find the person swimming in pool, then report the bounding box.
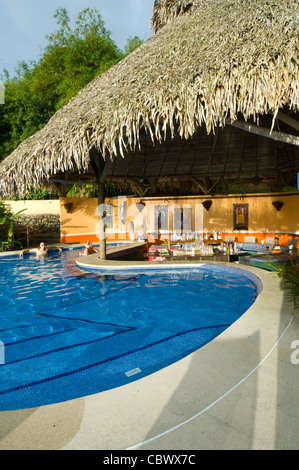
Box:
[20,242,62,258]
[79,241,99,256]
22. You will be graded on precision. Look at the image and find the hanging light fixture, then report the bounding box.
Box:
[63,202,74,213]
[202,200,213,211]
[272,200,284,211]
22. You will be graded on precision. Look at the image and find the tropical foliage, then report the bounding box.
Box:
[0,202,26,250]
[0,201,12,220]
[272,258,299,309]
[0,8,143,164]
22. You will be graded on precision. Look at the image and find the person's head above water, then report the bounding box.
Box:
[19,243,62,258]
[79,241,99,256]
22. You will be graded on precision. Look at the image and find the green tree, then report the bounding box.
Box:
[0,7,122,162]
[123,36,144,57]
[2,62,56,155]
[0,6,145,204]
[32,7,122,109]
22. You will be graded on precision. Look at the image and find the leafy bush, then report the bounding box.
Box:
[10,186,58,200]
[0,203,26,251]
[272,258,299,309]
[0,201,13,219]
[66,182,119,198]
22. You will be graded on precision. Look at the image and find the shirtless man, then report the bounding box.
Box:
[79,241,99,256]
[20,242,62,258]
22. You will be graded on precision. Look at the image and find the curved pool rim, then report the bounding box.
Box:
[76,254,263,295]
[0,247,262,412]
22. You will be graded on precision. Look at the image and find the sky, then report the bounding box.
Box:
[0,0,155,78]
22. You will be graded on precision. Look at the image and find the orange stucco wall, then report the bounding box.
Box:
[60,192,299,246]
[202,192,299,243]
[60,197,100,244]
[60,196,135,244]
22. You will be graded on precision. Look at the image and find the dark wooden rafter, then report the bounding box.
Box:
[190,176,209,195]
[190,175,222,195]
[140,142,155,178]
[237,130,246,178]
[141,178,158,197]
[126,151,138,177]
[207,177,223,194]
[206,127,220,173]
[256,135,262,175]
[48,181,70,196]
[49,177,98,185]
[157,138,172,177]
[172,139,186,176]
[116,161,287,180]
[221,125,233,176]
[281,145,291,166]
[189,127,203,174]
[274,145,279,179]
[45,111,299,196]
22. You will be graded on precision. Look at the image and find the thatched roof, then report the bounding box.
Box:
[0,0,298,197]
[151,0,201,33]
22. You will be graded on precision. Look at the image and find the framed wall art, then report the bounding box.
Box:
[233,204,248,230]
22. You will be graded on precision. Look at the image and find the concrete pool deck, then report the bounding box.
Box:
[0,252,298,450]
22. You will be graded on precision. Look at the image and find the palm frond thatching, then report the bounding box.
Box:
[151,0,202,33]
[0,0,298,197]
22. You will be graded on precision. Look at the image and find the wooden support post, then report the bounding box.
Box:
[98,180,106,260]
[97,154,113,260]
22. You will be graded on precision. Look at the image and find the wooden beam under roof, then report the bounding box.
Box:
[48,177,98,185]
[272,110,299,132]
[228,120,299,147]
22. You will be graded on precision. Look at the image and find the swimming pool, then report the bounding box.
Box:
[0,248,260,411]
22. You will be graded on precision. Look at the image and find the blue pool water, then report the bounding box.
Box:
[0,248,260,410]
